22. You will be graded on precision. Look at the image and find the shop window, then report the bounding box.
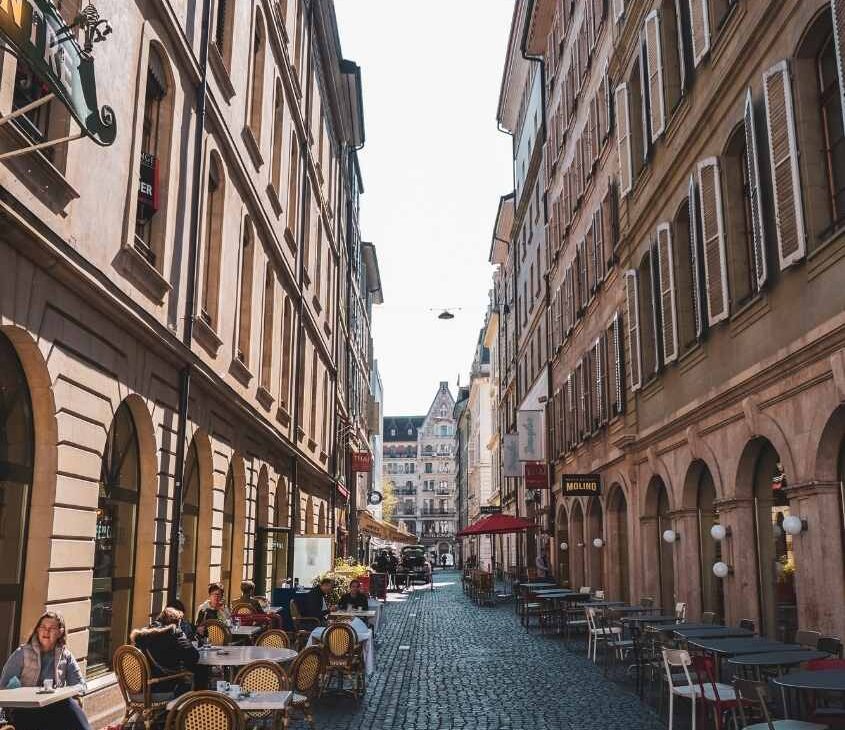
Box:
[88,402,140,675]
[236,221,255,366]
[200,154,225,330]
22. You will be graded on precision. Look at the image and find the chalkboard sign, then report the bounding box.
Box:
[370,572,387,600]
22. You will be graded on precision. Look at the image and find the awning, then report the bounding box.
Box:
[356,510,417,544]
[456,513,534,538]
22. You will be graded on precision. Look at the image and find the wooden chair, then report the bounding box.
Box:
[114,644,193,730]
[734,677,827,730]
[256,628,292,649]
[234,660,289,729]
[288,646,325,730]
[203,618,231,646]
[322,622,365,699]
[164,690,243,730]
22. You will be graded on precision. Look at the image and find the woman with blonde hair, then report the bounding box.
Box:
[0,610,91,729]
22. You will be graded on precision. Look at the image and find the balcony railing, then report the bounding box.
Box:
[420,509,456,516]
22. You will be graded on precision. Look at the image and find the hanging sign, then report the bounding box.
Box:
[367,490,383,506]
[561,474,602,497]
[480,505,502,515]
[524,461,548,489]
[351,451,372,472]
[517,410,544,461]
[0,0,117,145]
[503,433,521,477]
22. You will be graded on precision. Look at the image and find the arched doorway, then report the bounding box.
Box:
[587,498,604,592]
[88,402,141,675]
[645,477,675,611]
[221,464,235,597]
[686,461,725,620]
[570,501,586,590]
[556,504,570,587]
[178,439,201,616]
[743,438,797,640]
[0,333,34,664]
[304,497,314,534]
[607,485,630,602]
[269,477,291,592]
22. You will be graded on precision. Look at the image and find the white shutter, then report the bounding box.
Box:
[615,83,633,196]
[614,0,625,23]
[763,60,806,269]
[656,222,679,364]
[688,0,711,67]
[612,312,625,414]
[688,175,705,339]
[743,88,768,291]
[644,10,666,141]
[567,373,576,450]
[594,338,606,426]
[624,269,642,391]
[696,157,730,326]
[593,207,604,286]
[832,0,845,135]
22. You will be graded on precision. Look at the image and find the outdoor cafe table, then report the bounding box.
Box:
[0,684,83,709]
[519,582,557,590]
[686,637,805,657]
[774,669,845,719]
[231,625,262,640]
[167,690,292,712]
[623,614,679,626]
[197,646,297,667]
[674,626,755,640]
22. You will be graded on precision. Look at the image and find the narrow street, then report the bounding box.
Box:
[316,573,663,730]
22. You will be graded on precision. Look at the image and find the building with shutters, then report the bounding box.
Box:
[0,0,375,724]
[521,0,845,641]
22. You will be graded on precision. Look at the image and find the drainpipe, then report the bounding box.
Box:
[167,0,213,603]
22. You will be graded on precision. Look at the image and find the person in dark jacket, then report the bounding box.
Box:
[337,579,369,611]
[195,582,231,626]
[299,579,334,624]
[166,599,197,641]
[131,607,200,695]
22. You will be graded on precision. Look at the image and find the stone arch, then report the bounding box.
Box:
[317,502,326,534]
[739,399,798,489]
[684,426,725,501]
[812,402,845,483]
[181,428,214,616]
[642,475,675,610]
[304,496,314,534]
[0,326,58,649]
[274,475,290,529]
[569,499,586,589]
[555,502,570,587]
[586,498,604,592]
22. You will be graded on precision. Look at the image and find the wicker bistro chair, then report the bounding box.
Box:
[164,690,244,730]
[234,660,290,729]
[203,619,232,646]
[114,644,194,730]
[230,601,254,616]
[255,628,292,649]
[321,622,365,699]
[288,646,325,730]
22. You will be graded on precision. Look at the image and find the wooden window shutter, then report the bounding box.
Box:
[763,60,806,269]
[603,183,618,268]
[696,157,730,326]
[743,88,768,291]
[558,387,565,454]
[585,225,595,296]
[644,10,666,141]
[624,269,642,391]
[585,0,594,51]
[605,61,614,136]
[649,240,664,372]
[593,339,603,427]
[688,0,711,67]
[588,345,598,432]
[574,361,583,442]
[593,207,604,286]
[656,223,679,364]
[687,174,706,339]
[580,22,589,82]
[567,373,576,450]
[831,0,845,136]
[609,312,625,415]
[578,239,588,310]
[594,0,605,32]
[597,76,607,144]
[615,83,633,196]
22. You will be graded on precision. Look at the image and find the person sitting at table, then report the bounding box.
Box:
[195,582,231,627]
[299,578,334,624]
[337,579,370,611]
[235,580,282,629]
[131,607,200,696]
[0,610,91,730]
[166,598,198,641]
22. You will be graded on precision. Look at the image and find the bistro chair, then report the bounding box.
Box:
[702,612,718,625]
[689,654,743,730]
[740,619,756,633]
[234,659,289,728]
[675,603,688,621]
[817,637,844,658]
[598,609,634,676]
[288,646,325,729]
[256,628,292,649]
[662,648,737,730]
[230,601,254,616]
[289,599,321,635]
[203,618,231,646]
[579,586,592,594]
[640,596,655,608]
[164,690,243,730]
[585,607,622,663]
[795,630,822,649]
[114,643,193,730]
[733,677,827,730]
[322,622,365,699]
[594,590,606,600]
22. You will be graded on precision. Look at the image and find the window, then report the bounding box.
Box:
[425,463,433,474]
[259,266,275,392]
[321,373,330,446]
[271,81,285,195]
[672,199,699,351]
[200,155,225,329]
[309,352,319,439]
[135,46,172,269]
[213,0,235,68]
[220,465,235,597]
[287,137,300,236]
[247,16,265,143]
[638,250,659,379]
[658,0,684,114]
[236,222,255,365]
[280,296,293,408]
[818,29,845,230]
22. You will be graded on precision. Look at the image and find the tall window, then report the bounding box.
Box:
[135,47,172,269]
[287,139,300,236]
[723,128,757,306]
[271,81,285,194]
[260,267,275,392]
[178,440,201,617]
[0,334,33,668]
[213,0,234,67]
[309,352,318,439]
[314,219,323,303]
[236,222,254,365]
[201,156,225,329]
[280,296,293,408]
[818,31,845,229]
[248,17,266,143]
[221,466,235,597]
[88,402,140,675]
[321,372,329,447]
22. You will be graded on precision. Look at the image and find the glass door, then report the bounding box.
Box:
[255,526,292,598]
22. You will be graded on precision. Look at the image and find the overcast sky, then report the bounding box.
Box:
[334,0,515,416]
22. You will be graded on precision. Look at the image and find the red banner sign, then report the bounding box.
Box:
[351,451,372,472]
[524,461,548,489]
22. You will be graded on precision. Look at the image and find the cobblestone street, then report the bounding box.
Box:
[314,572,664,730]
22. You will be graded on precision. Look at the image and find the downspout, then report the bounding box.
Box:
[168,0,213,603]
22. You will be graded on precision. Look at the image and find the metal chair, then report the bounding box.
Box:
[662,648,736,730]
[322,622,365,699]
[164,690,244,730]
[795,630,822,649]
[733,677,827,730]
[203,618,232,646]
[817,636,843,658]
[586,607,622,663]
[640,595,655,608]
[234,659,289,728]
[740,618,756,632]
[288,646,325,730]
[674,602,687,621]
[702,611,718,625]
[114,644,193,730]
[255,628,292,649]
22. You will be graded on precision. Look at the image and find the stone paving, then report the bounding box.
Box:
[313,571,665,730]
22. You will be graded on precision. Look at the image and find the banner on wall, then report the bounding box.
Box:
[517,410,544,461]
[524,461,549,489]
[503,433,521,477]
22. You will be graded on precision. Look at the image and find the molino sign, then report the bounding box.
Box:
[0,0,116,145]
[561,474,602,497]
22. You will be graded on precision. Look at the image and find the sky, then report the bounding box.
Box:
[334,0,515,416]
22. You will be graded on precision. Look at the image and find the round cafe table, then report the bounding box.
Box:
[197,646,297,667]
[774,669,845,719]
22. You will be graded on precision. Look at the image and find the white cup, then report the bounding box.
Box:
[216,680,229,693]
[42,679,54,692]
[228,684,241,698]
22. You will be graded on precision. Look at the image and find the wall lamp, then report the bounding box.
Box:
[662,529,680,544]
[712,561,734,579]
[782,515,808,536]
[710,524,731,541]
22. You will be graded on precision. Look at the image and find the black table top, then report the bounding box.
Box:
[623,614,678,624]
[675,626,755,639]
[727,650,829,667]
[774,669,845,691]
[688,637,805,656]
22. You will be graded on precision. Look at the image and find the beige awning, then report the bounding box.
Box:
[357,510,417,544]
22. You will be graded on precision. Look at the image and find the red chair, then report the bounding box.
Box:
[807,658,845,671]
[691,654,746,730]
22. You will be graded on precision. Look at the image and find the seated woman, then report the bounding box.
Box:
[235,580,282,629]
[195,582,231,627]
[0,611,91,730]
[337,579,370,611]
[166,598,198,641]
[131,607,200,695]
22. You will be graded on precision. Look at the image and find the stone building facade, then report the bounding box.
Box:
[0,0,374,723]
[499,0,845,641]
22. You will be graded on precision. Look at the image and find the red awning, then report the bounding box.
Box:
[456,513,534,537]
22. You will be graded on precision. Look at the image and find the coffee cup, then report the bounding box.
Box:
[216,680,229,693]
[42,679,54,692]
[228,684,241,698]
